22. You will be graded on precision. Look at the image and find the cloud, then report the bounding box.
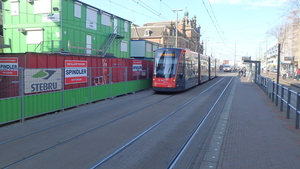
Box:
[209,0,243,4]
[209,0,288,6]
[251,0,288,7]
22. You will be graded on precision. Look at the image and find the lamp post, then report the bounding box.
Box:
[172,9,182,48]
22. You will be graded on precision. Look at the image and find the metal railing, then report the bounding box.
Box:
[34,40,104,56]
[34,25,127,56]
[258,76,300,129]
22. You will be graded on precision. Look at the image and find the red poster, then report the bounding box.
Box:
[65,60,88,84]
[133,60,142,76]
[0,57,18,76]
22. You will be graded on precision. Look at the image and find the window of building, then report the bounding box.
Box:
[124,21,128,32]
[86,7,98,30]
[10,0,19,16]
[74,2,82,18]
[102,13,111,27]
[34,0,51,14]
[144,29,150,36]
[26,29,43,44]
[144,29,152,36]
[121,41,128,52]
[146,43,151,52]
[87,7,97,22]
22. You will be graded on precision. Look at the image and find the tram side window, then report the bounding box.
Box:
[178,61,184,78]
[185,60,193,76]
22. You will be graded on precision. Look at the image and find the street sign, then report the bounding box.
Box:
[284,56,294,61]
[242,56,251,60]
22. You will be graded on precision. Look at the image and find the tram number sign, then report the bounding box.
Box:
[161,53,175,56]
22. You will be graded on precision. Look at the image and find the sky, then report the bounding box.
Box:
[82,0,297,62]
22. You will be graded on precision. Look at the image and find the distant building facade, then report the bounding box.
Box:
[265,44,278,70]
[131,11,203,54]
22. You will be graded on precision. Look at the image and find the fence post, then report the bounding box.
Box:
[272,81,275,102]
[276,83,279,106]
[20,68,25,123]
[264,78,268,94]
[296,92,300,129]
[125,67,128,93]
[109,67,113,99]
[287,88,291,119]
[137,72,140,90]
[61,67,65,111]
[280,85,284,111]
[89,67,92,104]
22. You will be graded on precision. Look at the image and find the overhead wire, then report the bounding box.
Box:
[132,0,170,21]
[207,0,229,45]
[106,0,165,22]
[201,0,233,56]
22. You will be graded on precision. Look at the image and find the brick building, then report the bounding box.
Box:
[131,11,203,54]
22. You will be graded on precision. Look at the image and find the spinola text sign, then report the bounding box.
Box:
[65,60,88,84]
[133,60,142,76]
[0,57,18,76]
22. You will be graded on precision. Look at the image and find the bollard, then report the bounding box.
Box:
[280,85,284,112]
[287,88,291,119]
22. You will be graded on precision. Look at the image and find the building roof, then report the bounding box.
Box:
[143,21,175,26]
[131,25,167,38]
[75,0,132,23]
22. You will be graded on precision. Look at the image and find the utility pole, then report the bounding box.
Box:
[277,44,281,84]
[172,9,183,48]
[234,43,236,67]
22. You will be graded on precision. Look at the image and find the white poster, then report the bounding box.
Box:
[43,13,60,22]
[24,69,62,93]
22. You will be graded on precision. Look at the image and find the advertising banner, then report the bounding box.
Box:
[133,60,142,76]
[0,57,18,76]
[65,60,88,84]
[24,69,62,93]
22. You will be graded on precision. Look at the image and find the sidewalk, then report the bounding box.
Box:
[201,75,300,169]
[262,72,300,88]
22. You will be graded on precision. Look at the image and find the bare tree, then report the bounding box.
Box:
[286,0,300,9]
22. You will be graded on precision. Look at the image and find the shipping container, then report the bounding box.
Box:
[0,53,153,98]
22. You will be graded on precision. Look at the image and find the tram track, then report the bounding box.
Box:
[1,93,175,168]
[90,76,234,169]
[0,93,157,146]
[1,76,233,169]
[167,76,235,168]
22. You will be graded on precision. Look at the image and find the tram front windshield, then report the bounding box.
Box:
[154,49,180,78]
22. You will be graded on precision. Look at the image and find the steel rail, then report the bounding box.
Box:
[2,95,174,169]
[0,94,155,146]
[90,77,228,169]
[167,76,235,168]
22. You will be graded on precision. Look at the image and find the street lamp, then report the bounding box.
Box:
[172,9,182,48]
